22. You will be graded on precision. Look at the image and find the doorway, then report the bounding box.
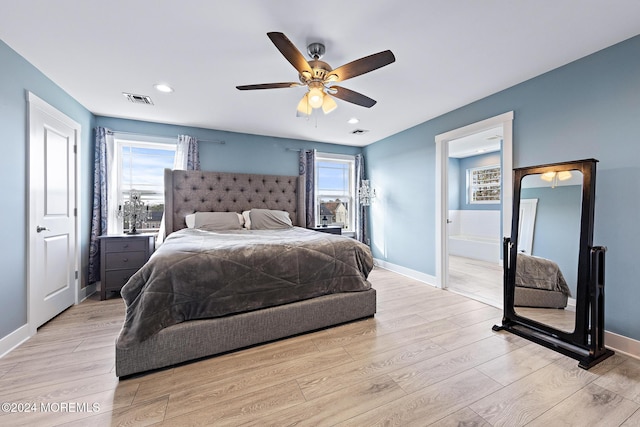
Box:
[28,92,81,334]
[434,112,514,308]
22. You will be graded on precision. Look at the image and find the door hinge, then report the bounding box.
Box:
[75,270,78,280]
[73,145,77,154]
[74,208,77,217]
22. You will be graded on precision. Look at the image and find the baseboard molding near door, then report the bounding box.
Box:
[78,282,97,302]
[0,324,31,358]
[373,258,437,287]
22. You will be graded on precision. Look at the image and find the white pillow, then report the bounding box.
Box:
[249,209,293,230]
[185,212,244,230]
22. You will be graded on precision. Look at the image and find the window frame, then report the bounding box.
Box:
[112,138,176,233]
[467,164,501,204]
[314,152,356,232]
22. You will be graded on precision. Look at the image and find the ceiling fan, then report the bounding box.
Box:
[236,32,395,116]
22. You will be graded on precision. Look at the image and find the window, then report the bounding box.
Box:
[114,139,175,232]
[315,153,356,231]
[468,165,501,203]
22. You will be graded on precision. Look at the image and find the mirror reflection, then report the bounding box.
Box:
[514,170,583,332]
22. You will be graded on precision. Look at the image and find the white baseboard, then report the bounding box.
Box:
[0,324,31,358]
[78,282,97,302]
[605,331,640,360]
[373,258,437,287]
[373,258,639,360]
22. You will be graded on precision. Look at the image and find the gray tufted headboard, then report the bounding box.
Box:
[164,169,306,235]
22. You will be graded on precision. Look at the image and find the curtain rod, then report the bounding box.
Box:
[107,130,225,145]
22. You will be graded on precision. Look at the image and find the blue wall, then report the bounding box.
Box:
[521,185,582,296]
[365,34,640,340]
[95,117,361,176]
[0,40,95,339]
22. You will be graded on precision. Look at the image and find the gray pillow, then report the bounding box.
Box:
[249,209,293,230]
[189,212,243,230]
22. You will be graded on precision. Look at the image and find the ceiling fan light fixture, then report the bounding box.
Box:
[558,171,573,181]
[308,87,324,108]
[541,172,556,182]
[321,95,337,114]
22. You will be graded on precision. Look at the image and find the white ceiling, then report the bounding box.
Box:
[1,1,639,147]
[448,127,503,158]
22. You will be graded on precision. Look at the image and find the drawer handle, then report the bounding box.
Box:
[122,258,129,262]
[123,244,129,248]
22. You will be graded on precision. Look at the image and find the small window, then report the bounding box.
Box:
[315,153,356,231]
[468,165,501,204]
[114,139,175,232]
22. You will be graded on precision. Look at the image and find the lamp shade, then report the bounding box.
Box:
[296,93,312,117]
[321,95,337,114]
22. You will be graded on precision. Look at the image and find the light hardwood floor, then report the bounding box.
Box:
[448,255,503,307]
[1,267,639,426]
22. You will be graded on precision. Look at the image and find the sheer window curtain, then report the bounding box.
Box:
[157,135,200,244]
[299,149,316,228]
[355,154,369,245]
[88,127,115,283]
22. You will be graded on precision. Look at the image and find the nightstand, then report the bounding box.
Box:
[308,226,342,235]
[99,234,155,300]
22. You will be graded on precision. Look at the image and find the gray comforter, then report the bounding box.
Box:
[515,253,571,296]
[117,227,373,347]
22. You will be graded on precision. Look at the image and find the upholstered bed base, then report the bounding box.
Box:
[116,288,376,377]
[115,169,376,377]
[514,286,568,309]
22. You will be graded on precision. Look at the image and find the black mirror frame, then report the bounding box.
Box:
[493,158,614,369]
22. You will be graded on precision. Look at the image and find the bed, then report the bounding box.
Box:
[114,169,376,377]
[514,253,571,308]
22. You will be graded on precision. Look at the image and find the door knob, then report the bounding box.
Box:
[446,219,453,224]
[36,226,50,233]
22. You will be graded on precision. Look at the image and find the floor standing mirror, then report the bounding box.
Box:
[493,158,614,369]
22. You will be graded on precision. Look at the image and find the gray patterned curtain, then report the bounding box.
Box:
[299,149,316,227]
[355,153,369,244]
[88,127,110,283]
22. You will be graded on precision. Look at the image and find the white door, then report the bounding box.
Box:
[28,93,79,329]
[517,199,538,254]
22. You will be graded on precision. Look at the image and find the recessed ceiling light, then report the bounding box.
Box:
[477,149,486,153]
[154,84,174,93]
[347,117,359,124]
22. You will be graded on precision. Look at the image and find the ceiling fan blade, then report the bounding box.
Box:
[330,86,377,108]
[267,32,312,76]
[327,50,395,82]
[236,82,300,90]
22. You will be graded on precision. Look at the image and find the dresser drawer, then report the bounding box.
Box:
[99,234,155,300]
[104,269,138,291]
[105,251,148,270]
[104,238,148,253]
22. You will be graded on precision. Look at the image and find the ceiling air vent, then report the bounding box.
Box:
[351,129,369,135]
[122,92,154,105]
